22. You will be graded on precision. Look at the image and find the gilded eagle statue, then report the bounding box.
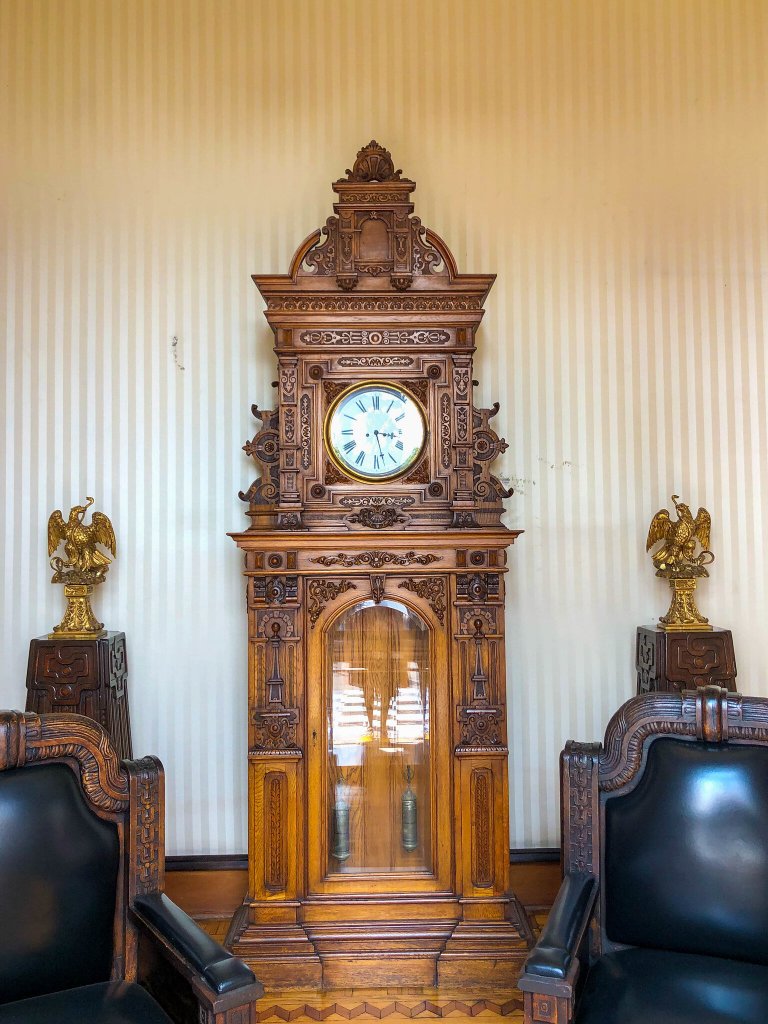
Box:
[48,497,116,581]
[47,498,116,638]
[646,495,713,577]
[646,495,714,631]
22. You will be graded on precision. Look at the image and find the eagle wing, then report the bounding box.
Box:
[646,509,671,551]
[91,512,116,556]
[47,510,66,556]
[693,507,712,550]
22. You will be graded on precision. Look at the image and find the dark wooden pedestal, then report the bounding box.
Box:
[636,625,737,695]
[25,631,133,760]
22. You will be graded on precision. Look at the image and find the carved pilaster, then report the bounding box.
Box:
[561,741,601,876]
[126,755,164,898]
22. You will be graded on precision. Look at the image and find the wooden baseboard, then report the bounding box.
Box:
[164,853,562,919]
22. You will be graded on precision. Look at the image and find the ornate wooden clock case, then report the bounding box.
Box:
[227,143,531,989]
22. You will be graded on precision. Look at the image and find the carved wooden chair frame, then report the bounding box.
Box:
[0,711,262,1024]
[519,686,768,1024]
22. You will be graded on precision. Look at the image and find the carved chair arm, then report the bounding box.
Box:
[132,893,262,1022]
[134,892,257,994]
[523,872,598,980]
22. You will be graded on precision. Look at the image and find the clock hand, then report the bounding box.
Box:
[373,430,384,455]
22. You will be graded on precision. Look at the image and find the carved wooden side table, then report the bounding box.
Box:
[25,631,133,760]
[636,625,737,695]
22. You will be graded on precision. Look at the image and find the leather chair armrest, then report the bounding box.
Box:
[522,873,598,980]
[133,891,259,996]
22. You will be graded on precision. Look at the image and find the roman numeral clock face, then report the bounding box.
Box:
[325,382,427,481]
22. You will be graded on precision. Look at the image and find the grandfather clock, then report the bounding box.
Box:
[227,142,530,990]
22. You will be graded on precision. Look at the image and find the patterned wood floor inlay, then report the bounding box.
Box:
[255,994,525,1022]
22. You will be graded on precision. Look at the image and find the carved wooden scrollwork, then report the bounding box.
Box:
[307,578,357,626]
[311,550,440,569]
[472,404,513,527]
[0,711,130,812]
[398,577,446,624]
[599,688,768,793]
[345,506,410,530]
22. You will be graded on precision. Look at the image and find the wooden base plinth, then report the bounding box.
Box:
[25,631,133,760]
[636,625,737,696]
[225,903,323,990]
[226,895,531,991]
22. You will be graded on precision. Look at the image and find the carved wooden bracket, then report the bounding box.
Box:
[370,575,386,604]
[240,406,280,510]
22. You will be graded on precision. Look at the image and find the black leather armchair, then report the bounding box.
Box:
[0,711,263,1023]
[519,686,768,1024]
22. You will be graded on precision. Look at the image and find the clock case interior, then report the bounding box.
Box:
[229,142,530,990]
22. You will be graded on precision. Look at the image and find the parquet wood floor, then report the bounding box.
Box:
[197,913,549,1024]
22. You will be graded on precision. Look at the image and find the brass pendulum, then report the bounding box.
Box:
[401,765,418,852]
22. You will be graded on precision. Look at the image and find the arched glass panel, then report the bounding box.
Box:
[327,599,432,874]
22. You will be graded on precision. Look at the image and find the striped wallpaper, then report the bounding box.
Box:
[2,0,767,852]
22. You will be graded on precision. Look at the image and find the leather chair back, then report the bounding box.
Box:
[604,737,768,964]
[0,762,119,1003]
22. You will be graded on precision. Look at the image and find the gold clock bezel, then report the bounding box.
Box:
[323,380,428,483]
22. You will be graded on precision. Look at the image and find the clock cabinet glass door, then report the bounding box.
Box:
[326,599,433,876]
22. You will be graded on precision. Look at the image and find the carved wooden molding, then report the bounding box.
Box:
[268,297,482,312]
[337,355,415,368]
[301,329,450,347]
[0,710,129,811]
[299,395,312,470]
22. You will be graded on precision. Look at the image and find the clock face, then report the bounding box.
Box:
[326,382,427,481]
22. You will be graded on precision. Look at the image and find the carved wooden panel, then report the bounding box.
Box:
[264,771,289,891]
[470,767,494,888]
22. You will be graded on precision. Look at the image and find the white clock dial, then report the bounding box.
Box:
[326,382,427,481]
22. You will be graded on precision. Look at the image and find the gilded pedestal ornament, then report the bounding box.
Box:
[47,498,116,638]
[646,495,714,631]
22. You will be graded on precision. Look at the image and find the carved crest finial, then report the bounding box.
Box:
[345,141,402,182]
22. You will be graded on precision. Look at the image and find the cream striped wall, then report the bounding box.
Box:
[2,0,767,853]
